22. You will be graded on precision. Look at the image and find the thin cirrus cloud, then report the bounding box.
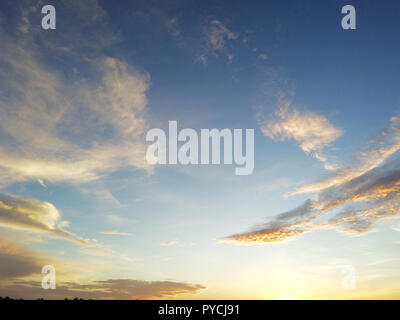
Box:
[0,0,152,189]
[161,241,178,247]
[259,105,343,171]
[392,222,400,232]
[223,115,400,244]
[197,18,238,64]
[100,231,134,236]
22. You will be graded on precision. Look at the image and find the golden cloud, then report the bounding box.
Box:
[0,195,93,245]
[224,115,400,244]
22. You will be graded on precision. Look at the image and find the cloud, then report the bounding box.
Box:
[100,231,133,236]
[0,279,205,300]
[0,0,152,188]
[165,17,181,37]
[0,195,141,262]
[0,195,92,245]
[198,18,238,64]
[0,234,204,299]
[223,200,317,244]
[0,237,44,279]
[290,116,400,195]
[258,54,268,60]
[260,105,343,170]
[224,115,400,244]
[0,234,205,299]
[161,241,178,247]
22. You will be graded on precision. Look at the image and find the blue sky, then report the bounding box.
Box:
[0,0,399,299]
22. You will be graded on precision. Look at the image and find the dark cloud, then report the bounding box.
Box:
[0,237,44,279]
[0,279,205,300]
[0,236,205,299]
[0,253,41,279]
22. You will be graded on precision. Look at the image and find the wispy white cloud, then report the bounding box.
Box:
[198,18,238,64]
[161,241,178,247]
[391,223,400,232]
[0,0,152,189]
[258,54,268,60]
[165,17,181,37]
[0,52,151,186]
[260,105,343,170]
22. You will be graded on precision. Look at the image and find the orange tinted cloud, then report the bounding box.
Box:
[100,231,133,236]
[224,116,400,244]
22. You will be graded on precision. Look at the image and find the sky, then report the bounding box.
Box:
[0,0,399,299]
